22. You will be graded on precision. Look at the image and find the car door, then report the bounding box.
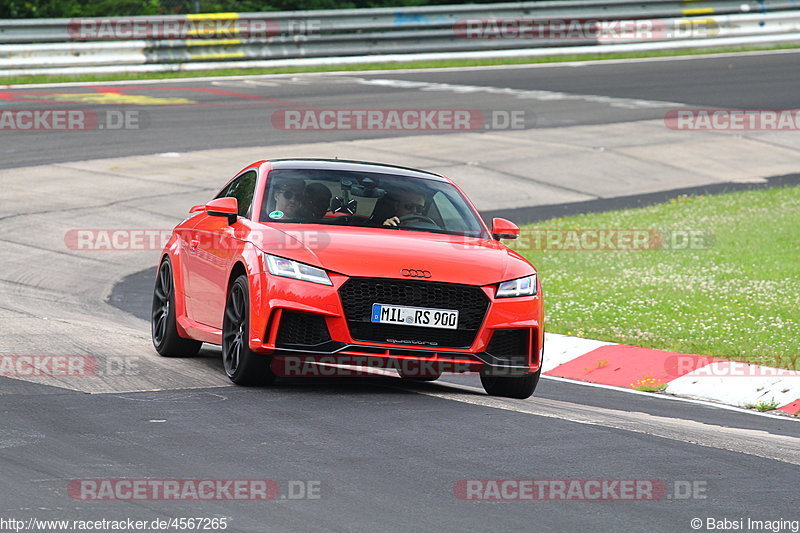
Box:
[185,170,258,328]
[175,214,203,321]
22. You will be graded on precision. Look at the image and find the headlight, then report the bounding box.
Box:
[496,274,537,298]
[265,254,332,286]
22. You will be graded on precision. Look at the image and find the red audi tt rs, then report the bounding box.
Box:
[151,159,543,398]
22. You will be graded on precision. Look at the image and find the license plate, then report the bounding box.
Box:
[371,303,459,330]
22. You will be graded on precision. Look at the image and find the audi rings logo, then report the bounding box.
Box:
[401,269,432,278]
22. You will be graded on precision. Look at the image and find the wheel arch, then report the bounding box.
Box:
[151,251,202,355]
[228,261,248,291]
[227,246,270,348]
[158,240,191,337]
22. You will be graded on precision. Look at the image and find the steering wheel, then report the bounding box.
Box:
[397,214,438,226]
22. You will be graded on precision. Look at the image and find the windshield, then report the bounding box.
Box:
[260,169,488,238]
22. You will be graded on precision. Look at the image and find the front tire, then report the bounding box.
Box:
[151,258,202,357]
[480,369,540,399]
[222,275,275,386]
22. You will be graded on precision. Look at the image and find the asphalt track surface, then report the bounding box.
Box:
[2,50,800,170]
[1,51,799,532]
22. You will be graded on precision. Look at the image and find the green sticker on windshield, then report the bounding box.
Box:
[269,210,284,219]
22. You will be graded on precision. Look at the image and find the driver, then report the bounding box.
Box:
[382,188,427,227]
[269,179,304,220]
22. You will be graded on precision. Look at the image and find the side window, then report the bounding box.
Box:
[218,170,257,218]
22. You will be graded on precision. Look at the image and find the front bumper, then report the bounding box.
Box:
[248,271,543,375]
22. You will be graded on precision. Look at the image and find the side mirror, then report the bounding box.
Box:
[491,217,520,240]
[190,197,239,224]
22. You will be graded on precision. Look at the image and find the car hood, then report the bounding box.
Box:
[256,224,534,286]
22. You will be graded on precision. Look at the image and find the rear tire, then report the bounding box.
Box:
[480,369,540,399]
[151,258,202,357]
[222,275,276,386]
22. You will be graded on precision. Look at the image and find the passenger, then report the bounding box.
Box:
[303,183,332,221]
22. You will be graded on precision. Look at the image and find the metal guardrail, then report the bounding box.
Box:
[1,0,799,77]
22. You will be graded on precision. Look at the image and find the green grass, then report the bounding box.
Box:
[743,399,781,412]
[516,187,800,368]
[2,42,800,85]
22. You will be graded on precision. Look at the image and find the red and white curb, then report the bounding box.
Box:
[543,333,800,416]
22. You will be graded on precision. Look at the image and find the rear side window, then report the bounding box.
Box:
[218,170,257,218]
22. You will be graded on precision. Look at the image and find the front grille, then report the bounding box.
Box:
[485,329,529,366]
[276,311,332,348]
[339,277,489,348]
[385,348,476,361]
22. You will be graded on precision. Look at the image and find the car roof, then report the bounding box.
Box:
[266,158,449,182]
